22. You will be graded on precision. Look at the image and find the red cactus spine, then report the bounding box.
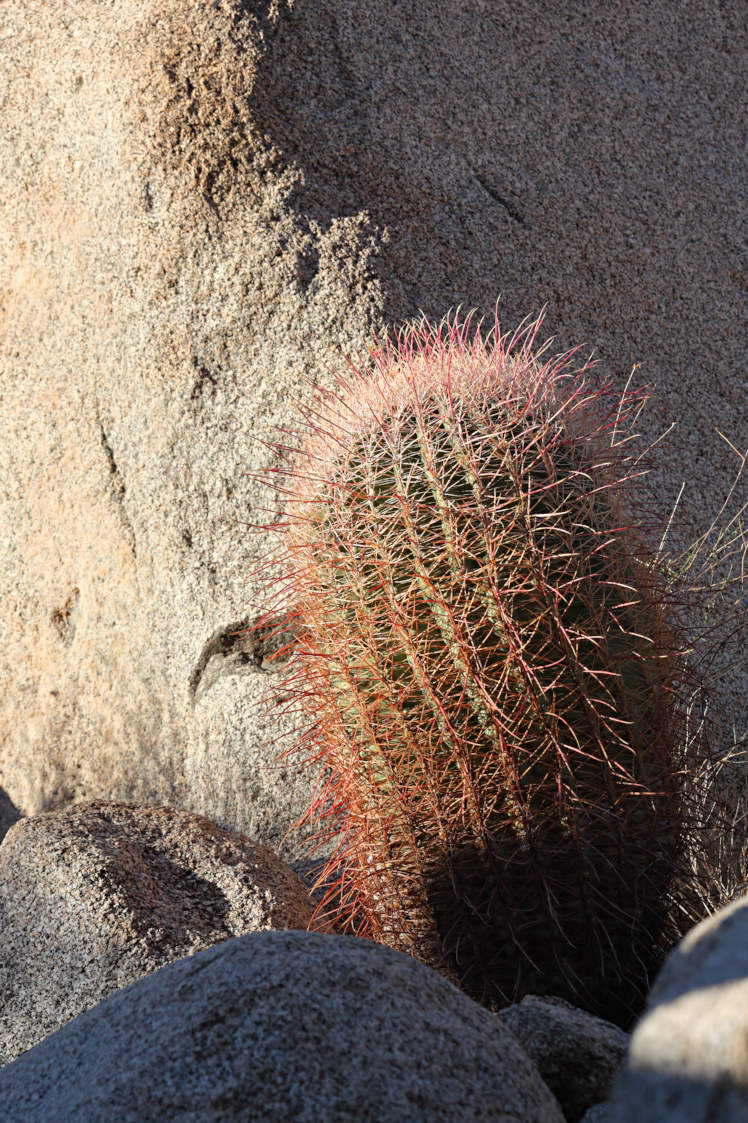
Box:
[255,310,701,1026]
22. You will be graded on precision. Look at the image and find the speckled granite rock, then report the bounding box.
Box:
[499,995,629,1121]
[0,802,314,1065]
[605,894,748,1121]
[0,930,564,1122]
[0,0,744,851]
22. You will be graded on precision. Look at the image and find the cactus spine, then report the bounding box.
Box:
[258,311,699,1026]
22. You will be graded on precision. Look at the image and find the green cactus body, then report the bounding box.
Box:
[261,313,691,1026]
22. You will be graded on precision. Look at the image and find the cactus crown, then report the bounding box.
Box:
[254,310,714,1026]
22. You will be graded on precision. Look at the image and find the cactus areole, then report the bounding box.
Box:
[254,311,693,1027]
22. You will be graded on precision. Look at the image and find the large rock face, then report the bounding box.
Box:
[1,1,744,846]
[0,802,314,1065]
[0,930,565,1122]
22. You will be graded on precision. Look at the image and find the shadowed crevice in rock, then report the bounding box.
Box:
[189,363,220,406]
[190,614,298,703]
[473,170,526,227]
[0,790,22,844]
[50,588,79,647]
[98,422,125,502]
[95,406,137,560]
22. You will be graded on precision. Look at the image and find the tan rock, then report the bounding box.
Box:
[1,2,744,846]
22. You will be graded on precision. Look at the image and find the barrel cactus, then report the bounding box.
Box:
[254,311,705,1026]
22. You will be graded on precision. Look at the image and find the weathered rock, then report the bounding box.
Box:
[0,0,382,856]
[0,801,314,1065]
[499,995,629,1122]
[0,930,565,1122]
[0,1,744,847]
[606,894,748,1120]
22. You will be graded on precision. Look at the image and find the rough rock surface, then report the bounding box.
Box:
[606,894,748,1121]
[580,1107,610,1123]
[1,1,745,846]
[0,801,314,1066]
[499,995,629,1122]
[0,930,564,1122]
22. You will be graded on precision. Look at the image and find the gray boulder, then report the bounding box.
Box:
[0,801,314,1065]
[0,930,565,1122]
[580,1107,610,1123]
[499,995,629,1122]
[0,0,744,853]
[606,894,748,1120]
